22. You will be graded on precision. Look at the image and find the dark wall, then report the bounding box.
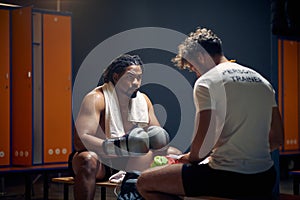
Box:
[31,0,273,81]
[26,0,275,150]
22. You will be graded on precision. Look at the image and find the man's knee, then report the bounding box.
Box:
[147,126,170,149]
[73,152,99,174]
[136,172,147,194]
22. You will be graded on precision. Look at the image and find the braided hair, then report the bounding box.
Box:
[102,54,144,84]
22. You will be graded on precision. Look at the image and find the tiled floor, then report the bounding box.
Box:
[0,173,296,200]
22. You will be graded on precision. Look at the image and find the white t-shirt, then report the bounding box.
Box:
[194,62,276,174]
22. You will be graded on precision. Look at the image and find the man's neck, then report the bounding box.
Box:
[213,55,229,65]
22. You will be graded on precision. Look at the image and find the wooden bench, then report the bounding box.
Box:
[52,176,233,200]
[52,175,300,200]
[51,176,119,200]
[289,170,300,195]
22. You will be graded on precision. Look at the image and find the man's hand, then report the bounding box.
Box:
[178,152,190,164]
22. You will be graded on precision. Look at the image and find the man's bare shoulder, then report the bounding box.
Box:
[140,92,152,105]
[82,86,105,108]
[88,85,104,97]
[87,86,104,97]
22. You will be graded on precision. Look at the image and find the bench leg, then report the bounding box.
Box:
[43,173,49,200]
[293,176,300,195]
[0,177,4,195]
[25,174,31,200]
[64,183,69,200]
[101,187,106,200]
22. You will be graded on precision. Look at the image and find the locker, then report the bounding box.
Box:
[278,39,300,150]
[0,9,11,166]
[11,6,33,165]
[43,13,72,163]
[10,7,72,165]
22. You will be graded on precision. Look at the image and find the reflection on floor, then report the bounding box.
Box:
[0,173,296,200]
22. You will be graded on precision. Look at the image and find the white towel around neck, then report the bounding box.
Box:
[103,82,149,138]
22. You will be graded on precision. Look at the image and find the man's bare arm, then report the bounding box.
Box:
[142,93,161,127]
[269,107,284,151]
[74,90,105,154]
[188,109,212,163]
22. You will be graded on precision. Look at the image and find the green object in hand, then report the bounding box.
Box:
[150,156,168,167]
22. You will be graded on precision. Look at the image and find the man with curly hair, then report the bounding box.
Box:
[137,27,284,199]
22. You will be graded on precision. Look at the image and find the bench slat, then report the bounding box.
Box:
[52,176,119,200]
[51,176,119,187]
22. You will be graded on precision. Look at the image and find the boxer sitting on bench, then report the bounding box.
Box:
[69,54,181,200]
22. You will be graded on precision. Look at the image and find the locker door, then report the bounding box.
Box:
[0,9,10,166]
[11,6,33,165]
[278,39,300,150]
[43,13,72,163]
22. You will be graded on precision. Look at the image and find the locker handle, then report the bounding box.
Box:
[28,71,31,78]
[6,73,9,79]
